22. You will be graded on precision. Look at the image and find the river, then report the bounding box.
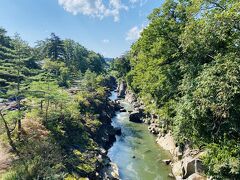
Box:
[108,91,172,180]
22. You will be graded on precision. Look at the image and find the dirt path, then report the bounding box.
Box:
[0,142,14,173]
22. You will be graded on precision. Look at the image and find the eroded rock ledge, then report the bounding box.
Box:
[156,133,206,180]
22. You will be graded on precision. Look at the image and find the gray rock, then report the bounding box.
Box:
[187,173,206,180]
[125,90,137,103]
[162,159,172,165]
[100,148,107,155]
[101,162,120,180]
[114,127,122,136]
[174,146,183,160]
[168,173,175,178]
[183,158,205,179]
[129,111,142,123]
[172,161,183,178]
[108,163,120,180]
[117,81,127,98]
[119,108,126,112]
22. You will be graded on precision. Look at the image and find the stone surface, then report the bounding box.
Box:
[114,127,122,136]
[172,161,183,178]
[187,173,206,180]
[143,118,151,125]
[119,108,127,112]
[117,81,127,98]
[156,132,176,154]
[183,157,196,178]
[101,162,120,180]
[162,159,172,165]
[129,111,142,123]
[183,157,205,179]
[125,90,137,104]
[109,162,119,180]
[174,146,183,160]
[168,173,175,178]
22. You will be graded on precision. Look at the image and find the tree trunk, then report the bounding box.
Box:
[17,67,22,141]
[0,110,17,152]
[45,99,50,122]
[40,100,43,111]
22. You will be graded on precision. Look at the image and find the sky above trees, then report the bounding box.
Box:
[0,0,163,58]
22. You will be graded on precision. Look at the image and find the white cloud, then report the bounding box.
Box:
[129,0,138,3]
[58,0,128,22]
[102,39,110,44]
[126,26,142,41]
[129,0,148,6]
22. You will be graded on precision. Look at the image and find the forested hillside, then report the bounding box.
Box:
[111,0,240,179]
[0,27,116,179]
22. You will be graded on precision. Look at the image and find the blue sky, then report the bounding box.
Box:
[0,0,163,57]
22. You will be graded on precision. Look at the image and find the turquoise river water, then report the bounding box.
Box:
[108,91,172,180]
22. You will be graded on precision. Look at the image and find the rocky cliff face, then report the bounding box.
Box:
[91,78,120,180]
[117,81,127,98]
[156,133,206,180]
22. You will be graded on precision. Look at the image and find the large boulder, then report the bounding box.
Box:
[111,100,121,111]
[119,108,127,112]
[114,127,122,136]
[156,132,176,154]
[129,111,142,123]
[174,146,183,160]
[125,90,137,103]
[108,162,120,180]
[183,157,205,179]
[172,161,183,178]
[187,173,206,180]
[100,162,120,180]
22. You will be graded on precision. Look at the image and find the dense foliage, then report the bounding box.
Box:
[110,54,131,79]
[0,28,111,179]
[112,0,240,178]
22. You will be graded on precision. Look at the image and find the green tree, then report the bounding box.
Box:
[7,34,34,140]
[43,58,70,87]
[110,54,131,79]
[87,51,106,74]
[47,33,65,61]
[63,39,88,73]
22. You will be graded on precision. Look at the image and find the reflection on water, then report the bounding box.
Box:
[108,91,172,180]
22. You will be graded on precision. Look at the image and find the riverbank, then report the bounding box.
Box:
[0,76,121,180]
[116,80,207,180]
